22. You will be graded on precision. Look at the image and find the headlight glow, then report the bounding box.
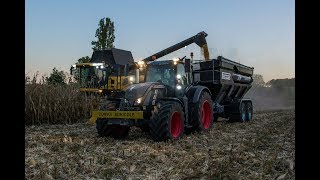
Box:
[176,74,181,79]
[138,61,145,68]
[172,57,179,61]
[134,98,142,105]
[176,85,182,90]
[92,63,103,66]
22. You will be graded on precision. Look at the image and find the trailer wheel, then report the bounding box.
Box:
[96,100,130,139]
[246,102,253,121]
[193,91,214,132]
[229,102,246,122]
[149,101,185,141]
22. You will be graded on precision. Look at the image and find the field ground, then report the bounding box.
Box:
[26,110,295,179]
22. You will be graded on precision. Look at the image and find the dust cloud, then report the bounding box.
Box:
[244,86,295,111]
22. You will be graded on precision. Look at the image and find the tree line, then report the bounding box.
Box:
[252,74,295,88]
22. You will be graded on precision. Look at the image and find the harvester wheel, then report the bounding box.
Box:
[149,101,185,141]
[229,102,246,122]
[246,101,253,121]
[193,91,214,132]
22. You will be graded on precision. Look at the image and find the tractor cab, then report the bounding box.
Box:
[144,58,192,97]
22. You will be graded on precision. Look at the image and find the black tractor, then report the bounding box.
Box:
[91,31,254,141]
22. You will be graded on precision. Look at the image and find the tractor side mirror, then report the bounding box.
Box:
[184,59,191,73]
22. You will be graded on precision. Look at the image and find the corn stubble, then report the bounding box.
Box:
[25,110,295,179]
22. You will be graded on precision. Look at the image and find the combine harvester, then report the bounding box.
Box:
[70,48,142,96]
[89,31,254,141]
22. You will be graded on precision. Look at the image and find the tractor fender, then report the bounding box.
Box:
[186,85,212,103]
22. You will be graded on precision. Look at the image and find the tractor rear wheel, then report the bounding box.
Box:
[193,91,214,132]
[149,101,185,141]
[96,100,130,139]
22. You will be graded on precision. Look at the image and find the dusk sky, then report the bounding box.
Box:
[26,0,294,82]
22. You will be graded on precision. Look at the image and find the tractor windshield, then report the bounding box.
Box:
[145,63,176,88]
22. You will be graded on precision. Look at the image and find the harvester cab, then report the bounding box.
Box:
[70,48,141,96]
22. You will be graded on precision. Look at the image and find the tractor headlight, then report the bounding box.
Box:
[129,76,134,82]
[176,85,182,90]
[173,58,179,65]
[138,61,145,68]
[134,98,142,106]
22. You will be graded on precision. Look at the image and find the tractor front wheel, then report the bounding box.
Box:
[96,100,130,139]
[150,101,185,141]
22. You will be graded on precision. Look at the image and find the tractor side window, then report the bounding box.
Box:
[176,64,187,85]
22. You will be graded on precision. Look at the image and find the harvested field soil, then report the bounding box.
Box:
[25,110,295,179]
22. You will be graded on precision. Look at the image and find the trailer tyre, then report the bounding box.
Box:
[246,102,253,121]
[193,91,214,132]
[229,102,246,122]
[149,101,185,141]
[96,100,130,139]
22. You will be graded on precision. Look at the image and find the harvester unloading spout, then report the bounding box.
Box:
[141,31,210,63]
[193,31,210,60]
